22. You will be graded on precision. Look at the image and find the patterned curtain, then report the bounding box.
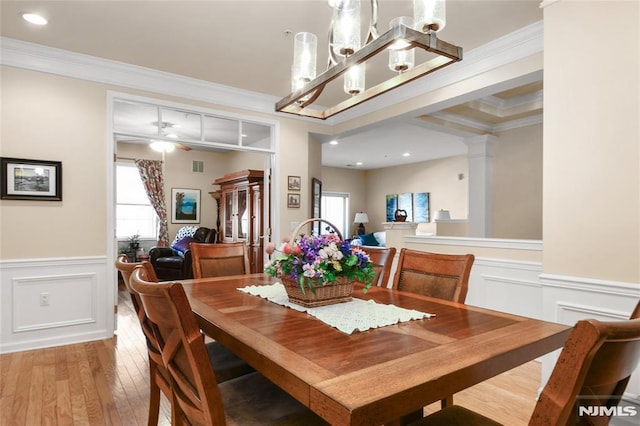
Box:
[135,159,169,247]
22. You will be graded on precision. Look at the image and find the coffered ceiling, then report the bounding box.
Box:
[0,0,544,169]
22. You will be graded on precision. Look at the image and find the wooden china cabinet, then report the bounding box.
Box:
[213,170,264,273]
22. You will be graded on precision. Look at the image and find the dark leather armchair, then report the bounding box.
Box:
[149,227,216,280]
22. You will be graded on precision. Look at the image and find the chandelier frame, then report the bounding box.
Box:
[275,23,462,120]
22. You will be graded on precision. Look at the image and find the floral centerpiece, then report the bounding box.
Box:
[265,227,375,307]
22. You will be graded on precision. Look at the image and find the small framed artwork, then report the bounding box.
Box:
[413,192,430,222]
[171,188,201,223]
[1,157,62,201]
[398,192,414,221]
[287,193,300,208]
[288,175,301,191]
[385,194,398,222]
[311,178,322,234]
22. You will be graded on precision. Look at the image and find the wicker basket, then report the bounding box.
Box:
[281,275,354,308]
[282,217,356,307]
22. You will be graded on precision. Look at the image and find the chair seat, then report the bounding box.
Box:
[220,372,327,425]
[412,405,500,426]
[205,341,255,383]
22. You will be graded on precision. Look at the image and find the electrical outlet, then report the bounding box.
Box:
[40,292,50,306]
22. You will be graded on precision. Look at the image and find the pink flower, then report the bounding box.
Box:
[265,242,276,255]
[282,236,291,243]
[282,243,293,255]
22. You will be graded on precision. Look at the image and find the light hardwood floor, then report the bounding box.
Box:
[0,291,541,425]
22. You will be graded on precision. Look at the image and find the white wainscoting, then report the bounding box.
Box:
[0,256,112,354]
[539,273,640,425]
[466,257,544,320]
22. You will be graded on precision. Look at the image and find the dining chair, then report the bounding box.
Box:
[391,249,475,304]
[128,266,327,425]
[391,249,474,411]
[360,246,397,287]
[115,255,254,425]
[411,314,640,426]
[190,242,250,279]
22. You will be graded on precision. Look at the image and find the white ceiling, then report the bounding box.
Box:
[0,0,544,169]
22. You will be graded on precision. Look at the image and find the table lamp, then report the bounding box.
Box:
[433,209,451,221]
[354,212,369,235]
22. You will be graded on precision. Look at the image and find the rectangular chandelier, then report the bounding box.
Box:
[275,0,463,120]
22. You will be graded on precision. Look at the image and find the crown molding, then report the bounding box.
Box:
[0,36,281,117]
[0,19,543,124]
[329,20,544,124]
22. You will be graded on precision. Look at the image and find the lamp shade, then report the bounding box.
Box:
[433,209,451,221]
[389,16,415,73]
[354,212,369,223]
[291,32,318,91]
[331,0,361,57]
[414,0,446,33]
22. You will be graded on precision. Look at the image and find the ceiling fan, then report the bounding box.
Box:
[117,119,193,152]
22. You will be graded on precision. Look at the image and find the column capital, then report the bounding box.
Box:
[463,134,497,158]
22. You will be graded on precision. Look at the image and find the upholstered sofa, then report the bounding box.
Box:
[149,226,217,280]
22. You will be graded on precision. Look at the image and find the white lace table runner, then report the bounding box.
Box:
[238,283,434,335]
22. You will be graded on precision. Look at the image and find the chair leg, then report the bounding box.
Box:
[441,395,453,409]
[147,362,161,426]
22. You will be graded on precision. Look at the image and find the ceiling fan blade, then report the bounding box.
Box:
[175,143,192,151]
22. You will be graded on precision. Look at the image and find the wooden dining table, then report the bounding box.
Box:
[181,273,570,426]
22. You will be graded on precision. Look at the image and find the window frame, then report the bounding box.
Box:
[115,162,159,241]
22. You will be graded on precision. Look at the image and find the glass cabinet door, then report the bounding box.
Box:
[223,190,234,241]
[237,187,248,241]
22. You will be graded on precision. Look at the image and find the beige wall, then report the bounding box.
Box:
[323,123,543,239]
[543,0,639,282]
[365,156,468,233]
[493,123,543,239]
[0,66,330,259]
[0,68,109,259]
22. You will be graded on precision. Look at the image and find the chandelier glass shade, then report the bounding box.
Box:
[388,16,415,73]
[275,0,462,120]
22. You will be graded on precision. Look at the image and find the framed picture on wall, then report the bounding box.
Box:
[0,157,62,201]
[398,192,413,221]
[287,193,300,208]
[413,192,430,222]
[385,194,398,222]
[311,178,322,234]
[171,188,201,223]
[288,176,301,191]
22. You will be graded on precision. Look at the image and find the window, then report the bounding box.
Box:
[321,192,350,237]
[116,164,158,239]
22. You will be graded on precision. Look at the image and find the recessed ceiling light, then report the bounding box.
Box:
[402,152,411,157]
[21,12,48,26]
[329,140,339,145]
[356,161,363,166]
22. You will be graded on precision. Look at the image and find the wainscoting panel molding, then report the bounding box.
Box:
[466,257,544,320]
[0,256,111,354]
[13,272,97,332]
[540,273,640,414]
